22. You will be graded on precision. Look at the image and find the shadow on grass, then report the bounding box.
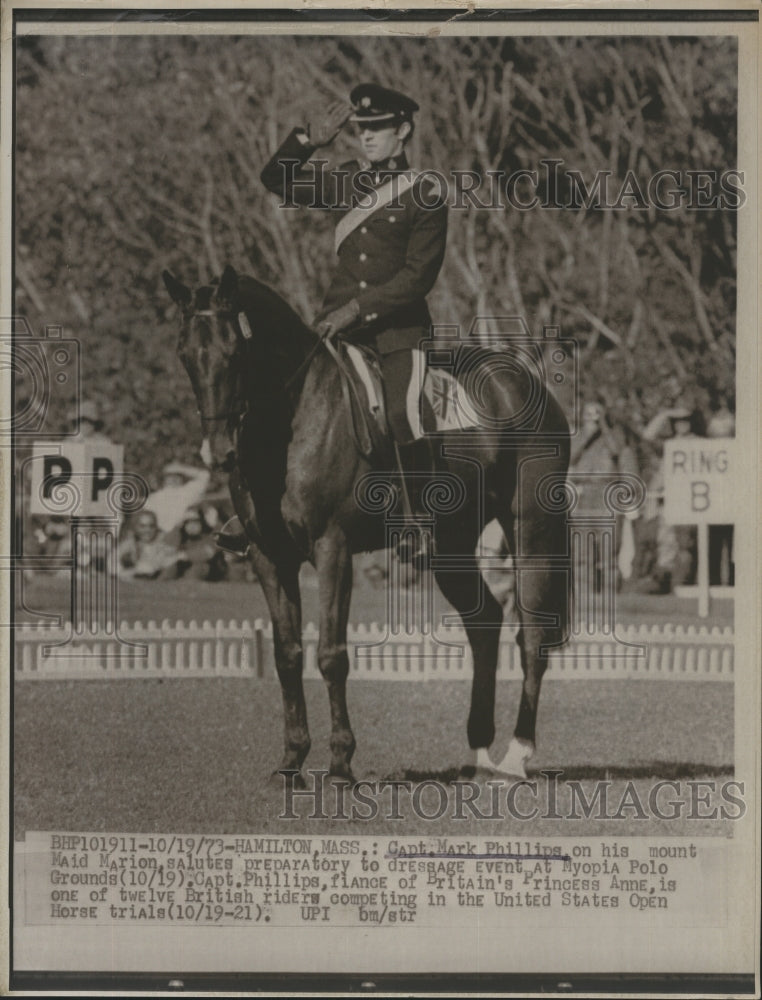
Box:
[377,762,733,784]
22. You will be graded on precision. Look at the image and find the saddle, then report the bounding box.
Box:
[324,338,486,464]
[324,338,395,465]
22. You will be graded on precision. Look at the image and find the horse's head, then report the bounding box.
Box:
[163,264,251,472]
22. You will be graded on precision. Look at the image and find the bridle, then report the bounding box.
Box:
[188,308,252,427]
[188,303,325,418]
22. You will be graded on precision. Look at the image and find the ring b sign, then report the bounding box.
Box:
[662,438,735,525]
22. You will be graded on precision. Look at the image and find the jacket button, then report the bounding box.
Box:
[359,252,367,262]
[360,227,367,234]
[359,280,368,289]
[389,216,396,223]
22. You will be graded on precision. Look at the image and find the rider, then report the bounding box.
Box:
[259,83,448,566]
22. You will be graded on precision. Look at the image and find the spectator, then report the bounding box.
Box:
[147,461,210,535]
[68,398,111,444]
[707,399,735,439]
[175,507,226,581]
[642,400,706,443]
[636,406,699,592]
[119,509,182,580]
[707,400,735,586]
[27,515,71,578]
[568,401,639,591]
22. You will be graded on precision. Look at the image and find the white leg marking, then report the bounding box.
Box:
[494,737,535,780]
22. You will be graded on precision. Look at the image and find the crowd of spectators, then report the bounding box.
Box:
[470,393,736,606]
[25,404,249,583]
[117,502,229,582]
[28,394,735,597]
[568,395,735,596]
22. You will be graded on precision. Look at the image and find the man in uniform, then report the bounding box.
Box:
[260,83,448,564]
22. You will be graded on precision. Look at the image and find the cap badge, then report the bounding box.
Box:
[361,96,371,108]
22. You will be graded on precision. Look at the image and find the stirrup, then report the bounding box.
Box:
[215,517,250,557]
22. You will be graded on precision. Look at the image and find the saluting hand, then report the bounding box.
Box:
[308,100,353,148]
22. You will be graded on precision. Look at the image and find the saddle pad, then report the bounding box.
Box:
[421,367,481,434]
[345,346,481,437]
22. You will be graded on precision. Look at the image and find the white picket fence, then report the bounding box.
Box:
[14,618,733,682]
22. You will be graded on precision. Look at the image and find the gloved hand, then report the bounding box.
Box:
[307,100,353,148]
[315,298,360,339]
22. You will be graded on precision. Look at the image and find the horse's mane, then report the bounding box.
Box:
[226,274,320,398]
[237,275,317,354]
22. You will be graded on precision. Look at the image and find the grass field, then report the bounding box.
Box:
[15,568,735,839]
[18,567,734,629]
[15,676,733,838]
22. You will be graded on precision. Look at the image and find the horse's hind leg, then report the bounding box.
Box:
[314,528,356,780]
[433,531,503,760]
[497,510,569,778]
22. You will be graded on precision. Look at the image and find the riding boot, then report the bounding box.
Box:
[394,438,437,571]
[214,516,250,556]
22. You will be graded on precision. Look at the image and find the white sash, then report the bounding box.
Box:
[334,172,417,253]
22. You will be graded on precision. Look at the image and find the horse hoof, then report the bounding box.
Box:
[493,738,534,780]
[328,768,356,786]
[271,768,306,790]
[464,744,533,781]
[458,764,495,782]
[459,748,497,781]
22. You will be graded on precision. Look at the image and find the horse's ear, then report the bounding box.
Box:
[163,270,191,309]
[216,265,239,309]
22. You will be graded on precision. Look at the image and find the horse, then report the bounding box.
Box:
[162,264,571,782]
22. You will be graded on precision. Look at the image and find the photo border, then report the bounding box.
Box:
[1,2,759,994]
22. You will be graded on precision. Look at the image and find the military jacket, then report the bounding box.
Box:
[260,128,448,355]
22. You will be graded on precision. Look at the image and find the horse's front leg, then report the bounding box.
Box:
[248,544,310,779]
[228,469,310,780]
[313,528,356,781]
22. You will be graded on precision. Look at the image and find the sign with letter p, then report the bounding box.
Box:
[29,442,124,517]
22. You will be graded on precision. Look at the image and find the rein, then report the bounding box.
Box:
[188,289,377,462]
[194,304,321,397]
[284,328,330,392]
[192,303,353,432]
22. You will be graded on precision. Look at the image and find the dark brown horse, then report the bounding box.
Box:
[163,264,570,781]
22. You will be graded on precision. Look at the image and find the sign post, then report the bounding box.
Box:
[28,441,147,654]
[662,437,735,618]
